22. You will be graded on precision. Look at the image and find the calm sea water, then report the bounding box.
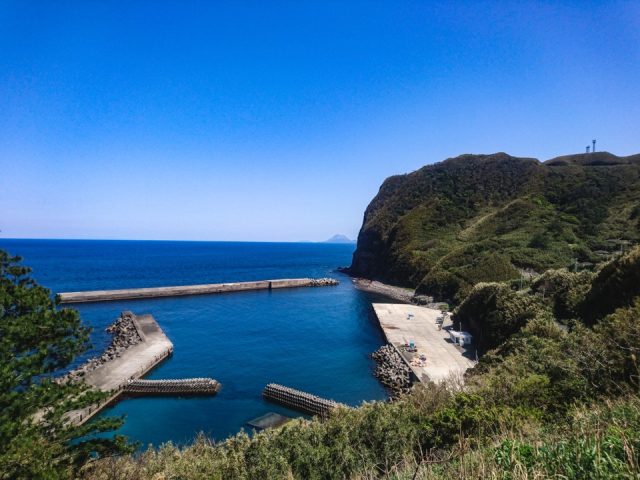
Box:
[0,239,388,446]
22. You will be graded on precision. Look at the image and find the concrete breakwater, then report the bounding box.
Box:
[58,277,339,304]
[123,378,220,396]
[65,312,174,425]
[64,311,143,383]
[263,383,346,417]
[371,345,413,397]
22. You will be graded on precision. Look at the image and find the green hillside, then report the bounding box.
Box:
[349,152,640,304]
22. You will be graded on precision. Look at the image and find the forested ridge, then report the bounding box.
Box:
[350,152,640,304]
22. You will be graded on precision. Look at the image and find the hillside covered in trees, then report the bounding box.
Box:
[349,152,640,304]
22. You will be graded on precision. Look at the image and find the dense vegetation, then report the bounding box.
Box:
[0,251,131,479]
[80,245,640,479]
[349,152,640,304]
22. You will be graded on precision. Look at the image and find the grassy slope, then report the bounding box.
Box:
[350,152,640,304]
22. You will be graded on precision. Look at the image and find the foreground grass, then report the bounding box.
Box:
[395,398,640,480]
[81,390,640,480]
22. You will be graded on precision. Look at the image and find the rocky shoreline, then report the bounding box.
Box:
[351,277,446,309]
[64,311,143,383]
[371,344,413,398]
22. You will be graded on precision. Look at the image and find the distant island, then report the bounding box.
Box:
[324,234,355,244]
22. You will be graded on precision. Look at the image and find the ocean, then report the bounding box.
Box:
[0,239,388,446]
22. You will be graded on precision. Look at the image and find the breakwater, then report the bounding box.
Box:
[64,311,143,383]
[57,277,339,304]
[123,378,220,396]
[263,383,346,417]
[65,312,175,425]
[371,345,413,397]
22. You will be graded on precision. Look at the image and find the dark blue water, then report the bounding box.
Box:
[0,239,387,446]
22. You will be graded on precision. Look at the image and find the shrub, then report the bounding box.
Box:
[579,246,640,324]
[418,268,465,303]
[531,268,593,319]
[453,282,550,353]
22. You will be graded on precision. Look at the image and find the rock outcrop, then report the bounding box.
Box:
[350,152,640,305]
[371,345,412,397]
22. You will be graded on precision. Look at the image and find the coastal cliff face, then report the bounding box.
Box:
[350,152,640,303]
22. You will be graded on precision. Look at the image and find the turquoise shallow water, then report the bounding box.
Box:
[0,239,388,446]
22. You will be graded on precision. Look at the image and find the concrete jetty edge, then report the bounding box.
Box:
[66,313,174,425]
[371,303,476,384]
[57,277,339,304]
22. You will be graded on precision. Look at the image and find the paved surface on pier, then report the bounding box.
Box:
[372,304,476,383]
[83,314,173,391]
[58,278,331,303]
[66,314,173,425]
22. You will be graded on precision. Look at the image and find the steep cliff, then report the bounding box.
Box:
[350,152,640,303]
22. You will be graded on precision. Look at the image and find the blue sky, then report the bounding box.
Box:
[1,1,639,241]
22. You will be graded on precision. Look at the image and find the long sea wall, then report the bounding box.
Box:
[57,277,338,304]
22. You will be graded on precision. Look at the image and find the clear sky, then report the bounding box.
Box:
[1,1,639,242]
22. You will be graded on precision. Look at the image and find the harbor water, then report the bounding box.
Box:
[0,239,388,446]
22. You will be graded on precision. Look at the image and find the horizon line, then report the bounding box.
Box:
[0,236,357,244]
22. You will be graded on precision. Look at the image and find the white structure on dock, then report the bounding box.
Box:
[448,330,473,347]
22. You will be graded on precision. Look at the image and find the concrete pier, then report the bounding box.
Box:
[66,313,174,425]
[372,304,476,384]
[58,277,339,304]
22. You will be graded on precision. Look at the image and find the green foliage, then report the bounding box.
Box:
[528,232,551,249]
[418,247,521,304]
[453,282,550,353]
[580,245,640,324]
[590,300,640,393]
[350,152,640,305]
[487,398,640,480]
[0,250,131,479]
[531,268,593,320]
[419,267,464,303]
